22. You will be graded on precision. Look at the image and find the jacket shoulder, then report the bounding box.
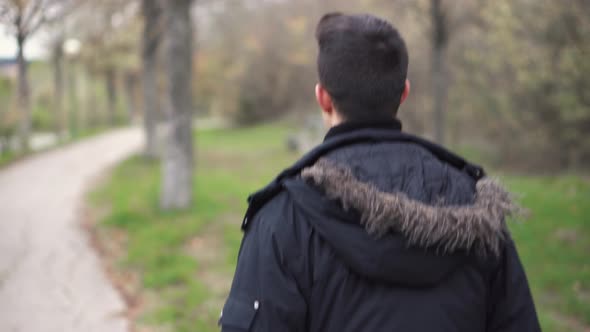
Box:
[245,190,309,246]
[248,191,289,225]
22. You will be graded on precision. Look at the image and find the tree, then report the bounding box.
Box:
[430,0,449,145]
[49,28,65,138]
[104,67,118,125]
[123,70,139,122]
[0,0,76,150]
[160,0,194,210]
[66,0,140,129]
[65,38,80,136]
[141,0,161,158]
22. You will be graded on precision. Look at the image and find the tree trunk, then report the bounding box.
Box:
[67,58,79,136]
[141,0,162,158]
[160,0,194,210]
[52,38,65,139]
[16,33,31,151]
[105,68,118,125]
[431,0,449,145]
[123,72,138,123]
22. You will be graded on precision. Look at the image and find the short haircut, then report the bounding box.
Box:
[316,13,409,121]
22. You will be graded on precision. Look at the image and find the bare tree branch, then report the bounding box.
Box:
[0,0,83,38]
[21,0,45,32]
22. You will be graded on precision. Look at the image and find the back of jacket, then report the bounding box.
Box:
[220,129,540,332]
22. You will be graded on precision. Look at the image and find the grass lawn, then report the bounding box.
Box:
[89,123,590,332]
[0,150,23,168]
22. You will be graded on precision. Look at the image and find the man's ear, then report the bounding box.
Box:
[315,83,334,114]
[400,79,411,105]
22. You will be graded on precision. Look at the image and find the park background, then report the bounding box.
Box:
[0,0,588,331]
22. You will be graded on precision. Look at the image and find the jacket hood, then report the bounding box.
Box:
[302,158,520,257]
[283,157,521,286]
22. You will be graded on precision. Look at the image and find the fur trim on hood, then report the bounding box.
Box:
[301,158,523,257]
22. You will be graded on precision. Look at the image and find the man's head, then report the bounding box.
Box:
[315,13,410,126]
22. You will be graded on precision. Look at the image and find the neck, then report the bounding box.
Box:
[325,112,345,128]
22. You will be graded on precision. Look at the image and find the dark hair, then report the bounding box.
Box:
[316,13,409,121]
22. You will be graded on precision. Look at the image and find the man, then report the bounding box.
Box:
[220,13,540,332]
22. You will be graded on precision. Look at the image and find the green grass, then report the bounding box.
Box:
[0,149,23,167]
[91,123,590,332]
[504,176,590,331]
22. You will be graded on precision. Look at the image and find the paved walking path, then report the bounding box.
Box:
[0,127,142,332]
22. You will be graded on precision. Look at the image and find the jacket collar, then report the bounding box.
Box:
[324,118,402,141]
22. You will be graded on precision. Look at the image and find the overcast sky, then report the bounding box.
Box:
[0,24,47,60]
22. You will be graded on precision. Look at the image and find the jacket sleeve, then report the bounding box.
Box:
[486,238,541,332]
[220,197,308,332]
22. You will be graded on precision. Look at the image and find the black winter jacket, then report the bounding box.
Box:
[220,123,540,332]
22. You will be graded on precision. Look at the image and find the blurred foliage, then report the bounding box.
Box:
[1,0,588,171]
[195,0,321,124]
[194,0,589,171]
[454,0,590,171]
[0,0,140,162]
